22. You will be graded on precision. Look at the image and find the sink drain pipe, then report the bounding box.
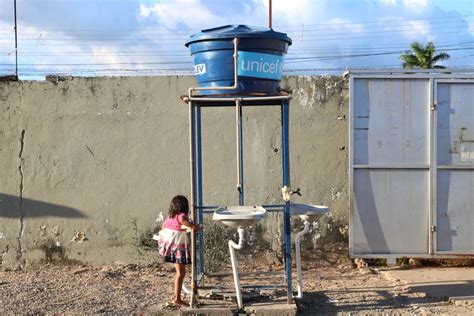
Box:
[182,283,192,295]
[295,221,310,299]
[229,227,245,308]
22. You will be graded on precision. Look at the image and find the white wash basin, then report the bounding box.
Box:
[213,206,267,228]
[290,203,329,222]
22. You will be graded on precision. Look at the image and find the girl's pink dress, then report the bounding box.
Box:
[154,212,191,264]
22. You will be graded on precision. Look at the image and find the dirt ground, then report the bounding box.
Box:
[1,252,473,315]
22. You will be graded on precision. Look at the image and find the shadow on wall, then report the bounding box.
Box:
[0,193,87,218]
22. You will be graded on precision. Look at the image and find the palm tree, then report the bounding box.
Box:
[400,42,450,69]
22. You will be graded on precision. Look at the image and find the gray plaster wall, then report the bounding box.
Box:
[0,75,348,269]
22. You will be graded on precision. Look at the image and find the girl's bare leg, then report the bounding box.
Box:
[173,263,188,306]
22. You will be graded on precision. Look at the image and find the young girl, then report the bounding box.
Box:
[155,195,199,307]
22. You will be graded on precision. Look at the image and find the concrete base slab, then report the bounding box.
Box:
[381,267,474,300]
[180,302,297,316]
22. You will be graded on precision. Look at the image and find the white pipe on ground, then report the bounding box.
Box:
[229,227,245,308]
[182,283,192,295]
[295,221,310,299]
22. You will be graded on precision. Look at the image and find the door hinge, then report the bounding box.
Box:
[431,102,436,111]
[431,225,436,232]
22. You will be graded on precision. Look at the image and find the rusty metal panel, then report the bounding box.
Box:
[353,79,430,165]
[436,82,474,254]
[352,169,429,254]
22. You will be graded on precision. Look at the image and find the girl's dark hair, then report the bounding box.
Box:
[169,195,189,218]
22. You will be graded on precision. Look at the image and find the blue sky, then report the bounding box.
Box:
[0,0,473,78]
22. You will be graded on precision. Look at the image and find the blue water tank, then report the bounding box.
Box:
[185,25,292,95]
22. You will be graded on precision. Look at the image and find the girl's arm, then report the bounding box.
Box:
[179,215,200,232]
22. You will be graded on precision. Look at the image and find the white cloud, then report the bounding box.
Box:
[90,46,127,70]
[469,21,474,35]
[271,0,316,19]
[254,0,324,26]
[380,16,431,40]
[327,18,365,34]
[139,0,226,29]
[373,0,430,10]
[402,20,431,39]
[381,0,397,5]
[403,0,429,10]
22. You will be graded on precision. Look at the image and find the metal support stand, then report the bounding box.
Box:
[184,35,294,305]
[184,94,294,307]
[181,30,303,306]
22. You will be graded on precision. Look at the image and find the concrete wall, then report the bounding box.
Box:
[0,75,348,269]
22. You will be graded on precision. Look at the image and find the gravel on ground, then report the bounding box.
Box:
[1,252,472,314]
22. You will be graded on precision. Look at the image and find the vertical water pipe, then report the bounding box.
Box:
[229,227,245,308]
[281,99,293,303]
[236,99,244,206]
[188,101,197,307]
[295,221,310,299]
[196,105,205,275]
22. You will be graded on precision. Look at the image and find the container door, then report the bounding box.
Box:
[350,78,431,256]
[435,81,474,254]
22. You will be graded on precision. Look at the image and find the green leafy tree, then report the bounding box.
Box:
[400,42,450,69]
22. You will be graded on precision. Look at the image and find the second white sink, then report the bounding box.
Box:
[290,203,329,222]
[213,205,267,228]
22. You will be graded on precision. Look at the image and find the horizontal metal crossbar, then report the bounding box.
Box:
[353,164,430,169]
[206,270,283,278]
[181,94,291,107]
[241,284,285,289]
[197,204,285,213]
[437,165,474,170]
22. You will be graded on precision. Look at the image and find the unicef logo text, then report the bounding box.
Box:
[237,51,283,80]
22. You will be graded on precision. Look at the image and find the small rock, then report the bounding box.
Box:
[413,291,429,298]
[358,267,375,275]
[408,258,422,267]
[354,258,368,269]
[259,289,276,298]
